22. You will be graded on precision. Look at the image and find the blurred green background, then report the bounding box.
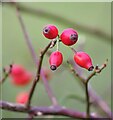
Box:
[1,2,111,118]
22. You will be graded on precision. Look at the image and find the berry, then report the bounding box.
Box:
[60,28,78,46]
[11,64,25,77]
[10,64,32,86]
[74,51,94,71]
[49,51,63,70]
[43,24,58,39]
[16,92,29,104]
[11,72,32,86]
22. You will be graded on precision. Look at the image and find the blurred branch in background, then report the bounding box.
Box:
[12,1,58,107]
[6,2,111,42]
[26,40,56,108]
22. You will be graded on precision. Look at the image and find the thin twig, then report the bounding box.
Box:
[67,60,85,85]
[85,59,108,83]
[26,41,52,108]
[67,59,112,117]
[0,100,97,118]
[13,1,58,107]
[67,60,90,117]
[85,82,90,118]
[0,64,13,84]
[13,2,38,65]
[84,59,108,117]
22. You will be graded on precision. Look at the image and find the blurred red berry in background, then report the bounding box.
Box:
[10,64,32,86]
[16,92,29,104]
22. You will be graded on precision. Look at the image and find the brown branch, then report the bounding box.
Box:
[0,64,13,84]
[26,41,52,108]
[67,59,112,118]
[13,2,38,66]
[85,82,90,118]
[85,59,108,83]
[0,101,97,118]
[67,60,85,85]
[7,2,111,41]
[67,60,90,117]
[84,59,108,118]
[13,1,58,107]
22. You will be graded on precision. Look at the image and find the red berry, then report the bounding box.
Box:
[16,92,29,104]
[10,64,32,86]
[60,28,78,46]
[74,52,94,71]
[49,51,63,70]
[11,64,25,77]
[11,72,32,86]
[43,24,58,39]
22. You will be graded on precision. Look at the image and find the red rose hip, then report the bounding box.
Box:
[16,92,29,104]
[11,72,32,86]
[74,51,94,71]
[43,24,58,39]
[10,64,32,86]
[60,28,78,46]
[10,64,25,77]
[49,51,63,70]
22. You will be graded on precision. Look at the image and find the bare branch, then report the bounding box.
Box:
[67,59,112,117]
[12,1,58,107]
[26,41,54,108]
[13,2,38,66]
[85,59,108,83]
[0,101,97,118]
[85,82,90,118]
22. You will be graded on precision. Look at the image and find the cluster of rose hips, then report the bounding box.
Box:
[8,24,94,105]
[43,24,94,71]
